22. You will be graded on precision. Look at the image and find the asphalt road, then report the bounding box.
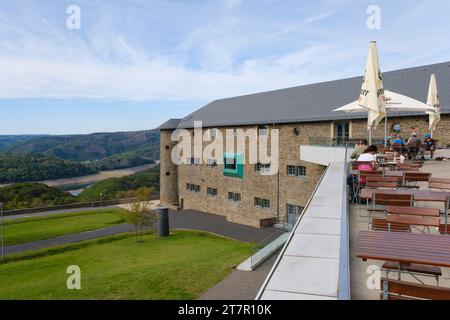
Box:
[4,209,284,255]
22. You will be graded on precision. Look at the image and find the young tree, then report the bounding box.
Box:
[124,189,157,243]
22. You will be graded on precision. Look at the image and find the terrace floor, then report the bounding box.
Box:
[350,150,450,299]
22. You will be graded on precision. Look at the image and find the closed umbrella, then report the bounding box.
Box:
[358,41,386,144]
[426,74,441,138]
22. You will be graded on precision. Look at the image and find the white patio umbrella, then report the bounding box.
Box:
[334,90,435,145]
[358,41,386,144]
[426,74,441,138]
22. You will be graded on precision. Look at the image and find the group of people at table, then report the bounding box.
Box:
[350,136,450,299]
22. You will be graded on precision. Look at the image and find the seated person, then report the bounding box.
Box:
[422,133,437,159]
[391,135,405,153]
[350,139,368,160]
[407,132,421,154]
[356,145,378,185]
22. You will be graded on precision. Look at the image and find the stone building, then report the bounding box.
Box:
[158,62,450,228]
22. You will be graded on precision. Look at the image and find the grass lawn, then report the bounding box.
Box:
[0,230,252,299]
[3,209,128,246]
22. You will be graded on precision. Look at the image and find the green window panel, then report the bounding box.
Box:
[223,153,244,178]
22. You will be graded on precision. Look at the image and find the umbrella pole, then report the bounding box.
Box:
[369,126,372,145]
[384,116,388,147]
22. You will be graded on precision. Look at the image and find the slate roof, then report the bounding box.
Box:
[162,62,450,129]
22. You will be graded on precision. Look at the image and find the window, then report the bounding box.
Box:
[209,128,217,140]
[187,184,200,193]
[188,157,201,165]
[228,192,241,202]
[255,163,271,174]
[287,165,296,176]
[206,159,217,168]
[287,204,304,216]
[255,197,270,208]
[286,165,306,177]
[224,157,236,170]
[207,187,218,196]
[297,166,306,176]
[223,153,244,178]
[258,125,268,136]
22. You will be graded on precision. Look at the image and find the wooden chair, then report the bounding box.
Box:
[380,278,450,300]
[397,164,421,172]
[372,218,411,232]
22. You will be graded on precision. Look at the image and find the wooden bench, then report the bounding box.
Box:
[372,218,411,232]
[366,176,400,189]
[404,172,431,184]
[380,278,450,300]
[386,206,440,217]
[387,215,440,228]
[429,181,450,191]
[382,262,441,285]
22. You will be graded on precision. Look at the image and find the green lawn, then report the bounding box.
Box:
[0,231,252,299]
[3,209,128,246]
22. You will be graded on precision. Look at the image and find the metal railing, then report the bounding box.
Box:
[338,144,351,300]
[2,193,160,216]
[309,137,384,147]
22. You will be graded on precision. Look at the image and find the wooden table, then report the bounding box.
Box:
[357,230,450,267]
[360,189,450,203]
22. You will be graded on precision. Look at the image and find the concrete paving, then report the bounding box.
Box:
[199,250,280,300]
[4,209,283,255]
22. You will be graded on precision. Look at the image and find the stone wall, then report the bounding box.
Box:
[176,124,326,228]
[349,114,450,146]
[159,130,179,206]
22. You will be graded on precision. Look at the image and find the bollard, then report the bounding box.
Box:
[156,207,170,237]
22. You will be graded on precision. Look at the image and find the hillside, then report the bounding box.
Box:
[78,165,160,201]
[0,182,77,210]
[4,129,160,163]
[0,154,97,184]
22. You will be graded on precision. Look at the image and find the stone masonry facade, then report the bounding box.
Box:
[160,114,449,228]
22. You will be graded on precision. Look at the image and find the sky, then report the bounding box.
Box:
[0,0,449,134]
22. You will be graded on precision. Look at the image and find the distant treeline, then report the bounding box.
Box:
[0,166,160,211]
[0,129,160,183]
[0,154,97,184]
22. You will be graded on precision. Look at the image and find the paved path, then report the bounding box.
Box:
[199,250,280,300]
[4,209,284,255]
[3,205,119,221]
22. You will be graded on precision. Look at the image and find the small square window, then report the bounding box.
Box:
[258,125,268,136]
[262,199,270,208]
[254,197,262,207]
[234,193,241,202]
[224,157,236,170]
[228,192,234,201]
[287,165,296,176]
[297,166,307,176]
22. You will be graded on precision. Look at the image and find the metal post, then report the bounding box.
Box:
[0,203,3,257]
[369,126,373,145]
[384,116,388,147]
[156,207,170,237]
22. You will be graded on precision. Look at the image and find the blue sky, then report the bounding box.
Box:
[0,0,449,134]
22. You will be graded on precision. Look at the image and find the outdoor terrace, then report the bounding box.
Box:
[258,147,450,300]
[350,150,450,299]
